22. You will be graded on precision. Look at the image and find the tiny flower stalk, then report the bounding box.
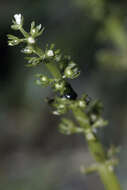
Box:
[7,14,122,190]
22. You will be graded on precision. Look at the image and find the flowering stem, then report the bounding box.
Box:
[32,44,122,190]
[30,43,122,190]
[8,15,122,190]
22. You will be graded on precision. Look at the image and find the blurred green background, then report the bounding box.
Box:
[0,0,127,189]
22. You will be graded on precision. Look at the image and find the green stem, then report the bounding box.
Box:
[19,27,29,38]
[98,164,122,190]
[46,62,62,79]
[72,108,122,190]
[72,108,106,162]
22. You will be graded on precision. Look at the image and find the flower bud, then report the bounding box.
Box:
[40,76,48,84]
[47,50,54,57]
[54,81,65,91]
[64,62,80,79]
[7,34,22,46]
[8,39,20,46]
[21,46,33,54]
[78,100,86,108]
[52,110,61,115]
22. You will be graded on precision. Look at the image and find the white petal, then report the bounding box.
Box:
[47,50,54,57]
[14,14,22,25]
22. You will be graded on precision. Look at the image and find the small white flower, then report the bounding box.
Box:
[31,29,36,34]
[85,129,96,141]
[14,14,22,25]
[52,111,60,115]
[66,69,72,75]
[47,50,54,57]
[86,133,95,141]
[64,68,73,78]
[24,48,31,53]
[58,104,65,109]
[14,40,18,43]
[78,100,85,108]
[37,24,42,30]
[8,42,13,46]
[41,76,47,82]
[27,36,35,44]
[22,46,33,54]
[55,83,64,90]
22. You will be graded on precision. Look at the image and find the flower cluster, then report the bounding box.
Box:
[86,100,108,129]
[8,14,80,85]
[59,118,83,135]
[30,21,44,38]
[7,34,24,46]
[8,13,108,133]
[63,61,80,79]
[8,14,44,51]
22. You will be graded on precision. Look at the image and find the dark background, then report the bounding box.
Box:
[0,0,127,189]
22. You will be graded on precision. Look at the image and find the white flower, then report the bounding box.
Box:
[22,46,33,54]
[47,50,54,57]
[14,14,22,25]
[31,29,36,34]
[36,24,42,30]
[52,111,60,115]
[78,100,85,108]
[55,83,63,90]
[8,42,13,46]
[41,76,48,82]
[27,36,35,44]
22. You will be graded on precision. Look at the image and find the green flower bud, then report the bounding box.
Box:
[92,118,108,129]
[35,74,51,86]
[53,102,67,115]
[36,76,49,86]
[36,80,42,85]
[54,81,65,91]
[85,129,96,141]
[36,75,50,86]
[64,62,80,79]
[59,118,83,135]
[7,34,22,46]
[30,21,44,38]
[52,110,61,115]
[78,100,86,108]
[8,39,19,46]
[21,46,33,54]
[40,76,48,84]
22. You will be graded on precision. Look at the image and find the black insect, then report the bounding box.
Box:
[62,82,77,100]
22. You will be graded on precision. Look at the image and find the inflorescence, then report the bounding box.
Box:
[7,14,120,177]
